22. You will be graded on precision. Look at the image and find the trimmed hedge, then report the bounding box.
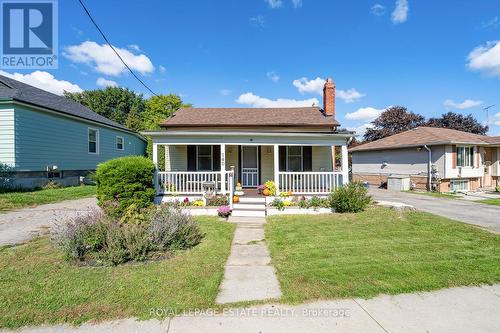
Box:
[95,156,156,217]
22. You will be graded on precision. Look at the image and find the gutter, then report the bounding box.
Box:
[423,145,432,191]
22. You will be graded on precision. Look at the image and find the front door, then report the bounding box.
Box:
[241,146,259,187]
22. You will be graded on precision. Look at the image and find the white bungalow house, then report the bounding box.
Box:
[143,78,354,209]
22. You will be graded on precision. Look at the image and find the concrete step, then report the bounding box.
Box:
[232,210,266,218]
[238,197,266,204]
[233,203,266,210]
[228,216,266,224]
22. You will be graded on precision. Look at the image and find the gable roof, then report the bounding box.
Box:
[350,127,494,152]
[160,107,340,128]
[0,74,140,135]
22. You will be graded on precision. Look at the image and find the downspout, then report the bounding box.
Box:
[423,145,432,191]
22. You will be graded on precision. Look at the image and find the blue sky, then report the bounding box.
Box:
[2,0,500,135]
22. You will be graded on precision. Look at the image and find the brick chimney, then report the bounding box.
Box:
[323,77,335,118]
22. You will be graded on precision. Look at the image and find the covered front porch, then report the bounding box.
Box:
[150,131,351,196]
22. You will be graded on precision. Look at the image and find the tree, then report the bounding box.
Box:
[64,87,145,127]
[142,94,192,130]
[426,112,488,135]
[363,106,425,142]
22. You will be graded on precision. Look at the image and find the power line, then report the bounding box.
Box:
[77,0,159,97]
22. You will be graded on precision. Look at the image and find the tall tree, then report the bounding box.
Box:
[363,106,425,142]
[426,112,488,135]
[142,94,192,130]
[64,87,145,127]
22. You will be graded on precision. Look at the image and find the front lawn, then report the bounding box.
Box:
[405,190,460,199]
[0,185,96,212]
[266,207,500,303]
[0,217,235,329]
[477,198,500,206]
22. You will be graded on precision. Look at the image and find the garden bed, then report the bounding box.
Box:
[267,207,332,215]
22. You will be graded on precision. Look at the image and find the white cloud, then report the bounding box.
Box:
[493,113,500,126]
[293,77,325,94]
[236,92,319,108]
[292,0,302,8]
[345,106,387,121]
[0,70,82,95]
[443,99,482,110]
[467,40,500,77]
[370,4,386,16]
[292,77,365,103]
[265,0,283,9]
[64,41,155,76]
[96,77,118,88]
[347,123,374,138]
[337,88,366,103]
[391,0,409,24]
[219,89,231,96]
[159,65,167,74]
[266,71,280,82]
[128,44,143,53]
[482,16,499,30]
[250,15,265,28]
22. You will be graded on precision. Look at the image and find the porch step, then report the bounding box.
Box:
[232,209,266,218]
[238,197,266,204]
[233,203,266,210]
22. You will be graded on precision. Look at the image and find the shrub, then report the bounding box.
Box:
[264,180,276,196]
[95,156,156,217]
[148,205,204,251]
[42,181,63,190]
[271,198,285,211]
[329,182,372,213]
[206,195,229,206]
[217,205,231,218]
[496,186,500,193]
[51,210,108,261]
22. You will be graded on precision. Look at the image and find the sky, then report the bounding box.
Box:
[2,0,500,135]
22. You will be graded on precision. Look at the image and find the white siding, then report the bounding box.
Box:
[312,146,333,171]
[164,145,187,171]
[261,146,274,182]
[0,108,15,166]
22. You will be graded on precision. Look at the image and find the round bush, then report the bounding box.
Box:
[95,156,156,217]
[330,182,372,213]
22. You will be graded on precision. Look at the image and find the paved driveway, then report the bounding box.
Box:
[0,198,98,246]
[369,188,500,233]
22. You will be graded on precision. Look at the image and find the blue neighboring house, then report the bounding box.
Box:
[0,74,147,189]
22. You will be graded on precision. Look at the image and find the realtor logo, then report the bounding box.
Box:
[1,0,58,68]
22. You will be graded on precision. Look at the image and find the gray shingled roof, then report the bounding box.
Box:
[0,74,139,135]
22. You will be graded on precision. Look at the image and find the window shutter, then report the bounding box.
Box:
[279,146,286,171]
[451,145,456,169]
[187,145,196,171]
[303,146,312,171]
[213,145,221,171]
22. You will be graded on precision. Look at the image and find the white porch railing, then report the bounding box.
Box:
[278,171,343,194]
[158,171,228,194]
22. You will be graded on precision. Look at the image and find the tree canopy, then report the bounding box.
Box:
[363,106,487,142]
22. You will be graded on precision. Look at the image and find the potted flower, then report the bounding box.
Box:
[257,184,265,194]
[218,205,231,219]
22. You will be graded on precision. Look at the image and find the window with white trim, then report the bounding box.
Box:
[88,128,99,154]
[197,146,213,171]
[286,146,303,171]
[451,179,469,192]
[456,146,473,167]
[116,136,124,150]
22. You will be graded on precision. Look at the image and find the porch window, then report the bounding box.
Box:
[197,146,213,171]
[88,128,99,154]
[286,146,303,171]
[456,146,473,167]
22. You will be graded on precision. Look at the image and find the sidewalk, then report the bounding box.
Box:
[5,284,499,333]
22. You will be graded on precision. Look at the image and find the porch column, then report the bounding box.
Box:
[220,143,226,194]
[341,143,349,185]
[273,144,280,195]
[152,143,159,193]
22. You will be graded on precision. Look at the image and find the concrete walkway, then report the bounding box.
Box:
[216,216,282,304]
[5,284,499,333]
[369,188,500,233]
[0,198,98,246]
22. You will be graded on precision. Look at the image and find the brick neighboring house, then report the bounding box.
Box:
[349,127,500,192]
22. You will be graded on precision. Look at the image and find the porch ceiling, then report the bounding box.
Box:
[144,130,353,146]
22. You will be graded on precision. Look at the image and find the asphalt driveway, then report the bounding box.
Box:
[369,188,500,233]
[0,198,98,246]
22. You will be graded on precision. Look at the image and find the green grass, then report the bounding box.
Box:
[0,185,96,212]
[266,207,500,303]
[0,217,235,328]
[477,198,500,206]
[404,190,460,199]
